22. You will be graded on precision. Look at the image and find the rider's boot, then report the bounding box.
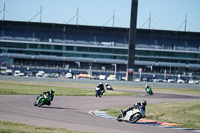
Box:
[46,101,51,106]
[121,109,127,117]
[121,109,125,117]
[120,109,123,114]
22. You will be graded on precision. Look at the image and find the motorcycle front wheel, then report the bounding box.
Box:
[117,114,123,122]
[37,99,45,107]
[129,113,142,123]
[33,101,37,106]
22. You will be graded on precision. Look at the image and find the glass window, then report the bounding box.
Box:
[15,43,26,48]
[89,48,100,52]
[66,46,74,51]
[101,48,113,53]
[0,43,14,47]
[77,47,88,52]
[30,44,38,49]
[40,45,51,49]
[114,49,127,54]
[54,45,62,50]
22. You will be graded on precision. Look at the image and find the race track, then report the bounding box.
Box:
[0,76,200,133]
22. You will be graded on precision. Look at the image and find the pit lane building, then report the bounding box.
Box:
[0,20,200,76]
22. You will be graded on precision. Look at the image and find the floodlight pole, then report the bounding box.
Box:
[3,3,5,21]
[126,0,138,81]
[40,6,42,23]
[76,8,79,25]
[149,12,151,29]
[113,10,115,27]
[184,14,187,31]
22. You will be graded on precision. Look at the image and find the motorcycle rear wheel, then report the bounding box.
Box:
[149,91,153,95]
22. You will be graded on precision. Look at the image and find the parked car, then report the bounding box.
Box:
[66,72,73,79]
[93,75,99,80]
[36,71,45,78]
[99,75,106,80]
[107,75,116,81]
[177,79,185,83]
[153,79,163,82]
[14,70,20,76]
[6,69,12,76]
[188,80,199,84]
[134,78,141,82]
[14,70,24,76]
[167,79,175,83]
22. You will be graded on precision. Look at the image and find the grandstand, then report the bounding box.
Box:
[0,20,200,77]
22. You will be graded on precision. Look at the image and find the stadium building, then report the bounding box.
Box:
[0,20,200,78]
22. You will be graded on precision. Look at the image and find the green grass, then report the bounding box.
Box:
[146,100,200,129]
[0,120,89,133]
[0,82,137,96]
[148,87,200,95]
[1,80,200,95]
[102,100,200,130]
[112,85,200,95]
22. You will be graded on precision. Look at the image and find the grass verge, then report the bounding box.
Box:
[0,120,89,133]
[113,85,200,95]
[1,80,200,95]
[102,100,200,130]
[0,82,137,96]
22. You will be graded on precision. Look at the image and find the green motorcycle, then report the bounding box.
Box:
[145,87,153,95]
[34,93,51,107]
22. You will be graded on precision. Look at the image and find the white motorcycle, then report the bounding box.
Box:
[117,106,146,123]
[106,85,113,90]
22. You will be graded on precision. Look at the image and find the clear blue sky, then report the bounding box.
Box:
[0,0,200,32]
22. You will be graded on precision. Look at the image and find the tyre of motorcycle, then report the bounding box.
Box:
[129,113,142,123]
[37,98,46,107]
[95,90,101,97]
[148,89,153,95]
[33,101,37,106]
[107,88,113,90]
[117,114,123,122]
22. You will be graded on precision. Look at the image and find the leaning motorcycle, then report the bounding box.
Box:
[145,87,153,95]
[117,106,146,123]
[106,85,113,90]
[34,93,50,107]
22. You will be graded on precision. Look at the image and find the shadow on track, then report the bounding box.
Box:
[41,106,75,110]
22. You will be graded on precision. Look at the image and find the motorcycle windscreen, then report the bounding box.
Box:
[95,87,100,90]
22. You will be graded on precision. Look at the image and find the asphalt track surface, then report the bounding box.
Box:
[0,76,200,133]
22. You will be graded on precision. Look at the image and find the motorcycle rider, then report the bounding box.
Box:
[105,83,110,88]
[121,100,147,117]
[105,83,113,90]
[37,89,55,105]
[145,84,150,91]
[97,82,105,95]
[145,84,153,95]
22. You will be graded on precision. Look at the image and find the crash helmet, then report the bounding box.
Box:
[105,83,108,85]
[99,82,103,85]
[50,89,55,94]
[141,100,147,106]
